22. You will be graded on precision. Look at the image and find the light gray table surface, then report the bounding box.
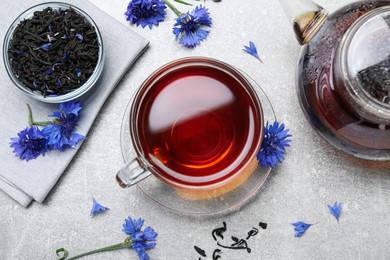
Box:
[1,0,390,259]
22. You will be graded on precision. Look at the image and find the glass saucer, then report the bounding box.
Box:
[120,72,276,216]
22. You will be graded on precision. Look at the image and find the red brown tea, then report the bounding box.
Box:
[131,59,263,188]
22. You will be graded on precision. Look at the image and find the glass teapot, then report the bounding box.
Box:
[279,0,390,161]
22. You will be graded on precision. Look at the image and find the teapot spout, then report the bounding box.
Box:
[278,0,328,45]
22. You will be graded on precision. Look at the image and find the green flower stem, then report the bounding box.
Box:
[65,243,127,260]
[174,0,192,6]
[31,121,51,126]
[162,0,183,16]
[57,238,132,260]
[27,104,50,126]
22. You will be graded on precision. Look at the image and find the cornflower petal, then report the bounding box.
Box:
[90,197,109,216]
[143,226,158,241]
[13,49,24,55]
[62,50,71,59]
[133,242,150,260]
[75,68,82,77]
[45,68,54,75]
[144,241,156,250]
[180,31,207,48]
[291,221,314,237]
[57,131,85,149]
[122,218,135,235]
[192,5,212,26]
[243,41,262,62]
[58,101,83,117]
[328,202,342,223]
[133,232,145,242]
[134,218,145,231]
[37,43,52,51]
[123,216,143,235]
[75,33,83,41]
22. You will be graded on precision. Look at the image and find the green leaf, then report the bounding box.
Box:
[56,248,69,260]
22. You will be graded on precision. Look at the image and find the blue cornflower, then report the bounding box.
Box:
[291,221,315,237]
[328,202,342,223]
[55,216,157,259]
[42,101,85,150]
[243,41,263,63]
[90,197,109,216]
[125,0,167,29]
[122,216,157,260]
[173,5,212,48]
[10,126,49,161]
[257,121,291,168]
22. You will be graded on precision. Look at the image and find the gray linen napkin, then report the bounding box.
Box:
[0,0,149,207]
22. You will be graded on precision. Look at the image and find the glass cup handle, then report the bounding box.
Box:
[116,158,151,188]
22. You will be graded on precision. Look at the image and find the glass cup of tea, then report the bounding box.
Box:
[116,57,264,199]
